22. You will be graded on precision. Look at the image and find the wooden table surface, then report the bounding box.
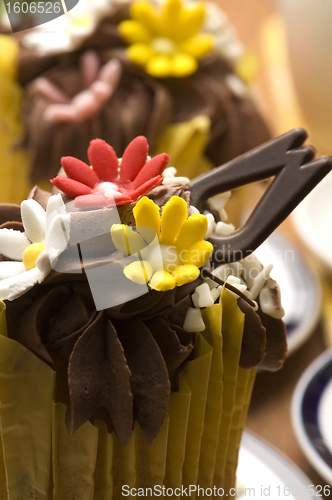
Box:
[214,0,332,497]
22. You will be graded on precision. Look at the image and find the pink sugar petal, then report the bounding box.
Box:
[132,153,170,189]
[61,156,100,188]
[88,139,119,182]
[119,136,149,182]
[51,177,93,198]
[130,176,163,200]
[72,90,100,120]
[91,81,112,104]
[44,104,77,122]
[98,58,122,88]
[34,77,70,104]
[80,50,100,88]
[74,193,107,209]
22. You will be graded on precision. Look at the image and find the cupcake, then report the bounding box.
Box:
[1,0,269,198]
[0,128,330,498]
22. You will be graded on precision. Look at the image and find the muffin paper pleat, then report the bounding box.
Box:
[0,289,254,497]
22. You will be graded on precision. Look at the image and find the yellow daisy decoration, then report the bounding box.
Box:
[111,196,213,291]
[118,0,215,78]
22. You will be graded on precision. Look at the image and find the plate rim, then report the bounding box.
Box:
[240,429,321,499]
[291,348,332,485]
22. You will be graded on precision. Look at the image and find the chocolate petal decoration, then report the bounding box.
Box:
[68,313,133,445]
[146,317,193,390]
[257,309,288,371]
[237,298,266,369]
[114,317,170,444]
[189,128,332,262]
[0,203,22,225]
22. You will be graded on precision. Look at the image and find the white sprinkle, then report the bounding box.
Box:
[220,208,229,222]
[226,275,241,285]
[162,166,177,177]
[192,282,215,308]
[210,286,222,302]
[249,263,274,300]
[215,221,235,235]
[205,213,216,239]
[183,307,205,332]
[259,284,285,319]
[190,205,200,215]
[208,191,231,212]
[162,176,190,186]
[225,74,248,97]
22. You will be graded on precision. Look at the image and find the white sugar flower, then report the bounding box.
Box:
[0,194,70,301]
[22,0,114,56]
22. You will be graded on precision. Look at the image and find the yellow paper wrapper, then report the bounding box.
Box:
[155,115,214,178]
[0,35,30,204]
[224,367,256,493]
[197,303,223,488]
[181,334,212,492]
[165,376,191,489]
[52,402,98,500]
[93,421,114,500]
[214,289,244,488]
[0,302,55,500]
[0,293,257,497]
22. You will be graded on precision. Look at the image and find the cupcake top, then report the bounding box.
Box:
[0,129,330,445]
[3,0,270,184]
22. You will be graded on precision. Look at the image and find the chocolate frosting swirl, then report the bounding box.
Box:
[14,2,270,184]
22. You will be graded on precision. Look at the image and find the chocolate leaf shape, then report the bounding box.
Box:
[257,309,287,372]
[68,313,133,445]
[114,317,170,444]
[146,317,193,390]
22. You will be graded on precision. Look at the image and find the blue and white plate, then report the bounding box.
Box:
[292,348,332,485]
[255,231,321,354]
[238,431,321,499]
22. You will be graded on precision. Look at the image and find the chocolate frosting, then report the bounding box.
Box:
[14,2,270,184]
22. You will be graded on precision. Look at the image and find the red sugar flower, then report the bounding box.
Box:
[51,136,169,209]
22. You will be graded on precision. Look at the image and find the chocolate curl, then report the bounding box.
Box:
[188,128,332,262]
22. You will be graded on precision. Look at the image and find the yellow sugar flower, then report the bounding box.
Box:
[118,0,215,78]
[111,196,213,291]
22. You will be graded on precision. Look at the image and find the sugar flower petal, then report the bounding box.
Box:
[172,264,200,286]
[0,228,31,261]
[111,225,146,256]
[0,261,26,280]
[124,260,154,285]
[180,3,205,39]
[149,270,176,291]
[20,199,46,243]
[175,214,208,252]
[45,213,71,269]
[171,52,198,77]
[160,196,188,245]
[180,240,213,268]
[133,197,160,242]
[119,20,152,44]
[0,265,49,301]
